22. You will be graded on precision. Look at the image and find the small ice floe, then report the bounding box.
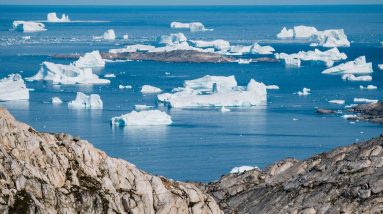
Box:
[189,39,230,51]
[328,100,345,105]
[94,29,116,40]
[342,114,358,120]
[230,166,259,174]
[170,21,213,32]
[109,44,156,54]
[104,73,116,78]
[123,34,129,40]
[22,36,31,40]
[26,61,110,85]
[68,92,103,109]
[220,106,231,112]
[266,85,280,90]
[47,12,70,22]
[345,104,358,108]
[353,98,378,103]
[0,74,29,101]
[141,85,162,94]
[297,88,311,96]
[74,50,105,69]
[111,110,172,126]
[341,74,372,82]
[12,21,46,33]
[119,84,132,89]
[378,64,383,70]
[322,56,373,74]
[51,97,63,104]
[360,85,378,90]
[165,72,171,75]
[293,118,299,121]
[236,59,252,64]
[134,104,154,111]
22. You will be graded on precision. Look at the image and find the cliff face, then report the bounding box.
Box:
[200,136,383,214]
[0,108,221,214]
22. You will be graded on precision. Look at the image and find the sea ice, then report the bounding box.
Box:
[68,92,103,109]
[283,57,301,67]
[322,56,373,74]
[111,110,172,126]
[12,21,46,33]
[360,85,377,90]
[341,74,372,82]
[123,34,129,40]
[230,166,259,173]
[141,85,162,94]
[342,114,358,119]
[0,74,29,101]
[236,59,252,64]
[297,88,311,96]
[220,106,231,112]
[94,29,116,40]
[74,51,105,69]
[379,64,383,70]
[47,12,70,22]
[170,22,213,32]
[51,97,63,104]
[328,100,345,105]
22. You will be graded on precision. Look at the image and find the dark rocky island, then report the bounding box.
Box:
[1,107,383,213]
[348,102,383,124]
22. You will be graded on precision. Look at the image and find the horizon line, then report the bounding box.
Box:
[1,3,383,6]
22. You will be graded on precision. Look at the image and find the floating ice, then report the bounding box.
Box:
[141,85,162,94]
[0,74,29,101]
[341,74,372,82]
[353,98,378,103]
[342,114,358,119]
[74,51,105,69]
[250,43,275,55]
[297,88,311,96]
[12,21,46,33]
[220,106,231,112]
[266,85,280,90]
[134,104,154,110]
[379,64,383,70]
[328,100,345,105]
[119,84,132,89]
[184,75,237,93]
[109,44,156,54]
[123,34,129,40]
[94,29,116,40]
[189,39,230,51]
[236,59,252,64]
[51,97,63,104]
[283,57,301,67]
[322,56,372,74]
[111,110,172,126]
[157,33,187,46]
[277,27,294,39]
[47,12,70,22]
[68,92,103,109]
[104,73,116,78]
[170,22,213,32]
[27,61,110,85]
[230,166,259,174]
[360,85,377,90]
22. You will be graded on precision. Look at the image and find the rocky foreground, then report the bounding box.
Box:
[1,107,383,213]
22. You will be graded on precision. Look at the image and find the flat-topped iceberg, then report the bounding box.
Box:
[250,43,275,55]
[189,39,230,51]
[0,74,29,101]
[111,110,172,126]
[27,61,110,85]
[68,92,103,109]
[94,29,115,40]
[170,22,213,32]
[360,85,377,90]
[12,21,46,33]
[74,51,105,69]
[322,56,373,74]
[47,12,70,22]
[328,100,345,105]
[157,33,187,46]
[157,75,267,108]
[141,85,162,94]
[51,97,63,104]
[342,74,372,82]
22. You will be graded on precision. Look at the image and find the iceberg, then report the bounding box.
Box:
[51,97,63,104]
[184,75,237,93]
[111,110,172,126]
[250,43,275,55]
[353,98,378,103]
[341,74,372,82]
[297,88,311,96]
[328,100,345,105]
[104,73,116,78]
[220,106,231,112]
[283,57,301,67]
[134,104,154,110]
[342,114,358,120]
[322,56,372,74]
[68,92,103,109]
[109,44,156,54]
[0,74,29,101]
[229,45,252,55]
[379,64,383,70]
[123,34,129,40]
[27,61,110,85]
[293,26,318,38]
[12,21,46,33]
[360,85,377,90]
[170,22,213,32]
[157,33,187,46]
[74,51,105,69]
[94,29,115,40]
[236,59,252,64]
[189,39,230,51]
[277,27,294,39]
[230,166,259,174]
[141,85,162,94]
[119,84,132,89]
[47,12,70,22]
[266,85,280,90]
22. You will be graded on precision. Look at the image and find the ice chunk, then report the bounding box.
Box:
[313,29,350,48]
[104,73,116,78]
[170,22,213,32]
[341,74,372,82]
[328,100,345,105]
[189,39,230,51]
[342,114,357,119]
[74,51,105,69]
[68,92,103,109]
[353,98,378,103]
[293,26,318,38]
[157,33,187,46]
[229,45,252,55]
[297,88,311,96]
[379,64,383,70]
[141,85,162,94]
[119,84,132,89]
[111,110,172,126]
[27,61,110,85]
[266,85,280,90]
[12,21,46,33]
[123,34,129,40]
[94,29,115,40]
[134,104,154,110]
[220,106,231,112]
[250,43,275,55]
[236,59,252,64]
[51,97,63,104]
[277,27,294,39]
[230,166,259,174]
[283,57,301,67]
[322,56,373,74]
[47,12,70,22]
[109,44,156,54]
[360,85,377,90]
[184,75,237,93]
[0,74,29,101]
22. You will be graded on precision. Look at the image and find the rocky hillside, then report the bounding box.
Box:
[200,136,383,213]
[0,108,221,213]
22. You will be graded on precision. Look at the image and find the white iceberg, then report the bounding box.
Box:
[94,29,116,40]
[104,73,116,78]
[184,75,237,93]
[119,84,132,89]
[68,92,103,109]
[283,57,301,67]
[236,59,252,64]
[266,85,280,90]
[341,74,372,82]
[189,39,230,51]
[360,85,377,90]
[220,106,231,112]
[328,100,345,105]
[109,44,156,54]
[322,56,372,74]
[27,61,110,85]
[297,87,311,96]
[0,74,29,101]
[229,45,252,55]
[353,98,378,103]
[157,33,187,46]
[74,51,105,69]
[379,64,383,70]
[230,166,259,174]
[134,104,154,110]
[293,26,318,38]
[342,114,358,120]
[277,27,294,39]
[12,21,46,33]
[47,12,70,22]
[111,110,172,126]
[141,85,162,94]
[170,22,213,32]
[250,43,275,55]
[51,97,63,104]
[123,34,129,40]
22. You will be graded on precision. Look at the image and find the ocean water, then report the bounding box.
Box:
[0,5,382,182]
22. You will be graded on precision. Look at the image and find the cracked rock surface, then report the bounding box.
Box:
[0,108,221,214]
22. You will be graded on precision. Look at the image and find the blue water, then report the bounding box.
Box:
[0,5,382,182]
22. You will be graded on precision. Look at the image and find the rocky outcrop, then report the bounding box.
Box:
[0,108,221,213]
[348,102,383,124]
[200,136,383,213]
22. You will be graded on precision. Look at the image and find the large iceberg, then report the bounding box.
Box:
[141,85,162,94]
[74,51,105,69]
[47,12,70,22]
[94,29,116,40]
[189,39,230,51]
[157,75,267,108]
[250,43,275,55]
[170,22,213,32]
[322,56,373,74]
[27,61,110,85]
[157,33,187,46]
[0,74,29,101]
[111,110,172,126]
[68,92,103,109]
[276,27,294,39]
[12,21,46,33]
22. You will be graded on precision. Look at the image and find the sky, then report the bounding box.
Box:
[0,0,382,5]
